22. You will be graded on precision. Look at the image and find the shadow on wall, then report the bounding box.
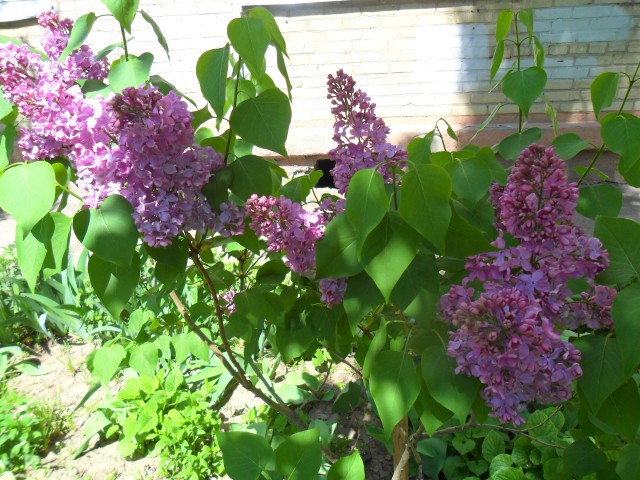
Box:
[0,0,52,30]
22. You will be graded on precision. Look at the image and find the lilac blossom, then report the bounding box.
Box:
[318,195,345,223]
[221,290,238,316]
[319,277,348,308]
[0,11,108,161]
[327,70,407,194]
[212,200,246,238]
[244,194,347,307]
[74,86,223,247]
[440,144,616,425]
[37,10,73,60]
[446,288,582,426]
[245,195,325,274]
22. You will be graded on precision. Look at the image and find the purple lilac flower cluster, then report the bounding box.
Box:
[440,144,616,425]
[221,289,238,316]
[73,85,224,247]
[0,11,108,161]
[0,12,229,247]
[318,196,346,224]
[327,70,407,194]
[212,200,246,238]
[244,194,347,307]
[318,277,348,308]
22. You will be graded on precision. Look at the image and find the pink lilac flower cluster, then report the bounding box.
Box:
[244,194,347,307]
[73,85,224,247]
[327,69,407,194]
[440,144,616,425]
[245,195,325,274]
[0,11,108,161]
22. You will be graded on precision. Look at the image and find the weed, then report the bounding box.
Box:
[0,386,71,474]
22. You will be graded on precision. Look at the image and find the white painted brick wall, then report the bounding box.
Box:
[0,0,638,158]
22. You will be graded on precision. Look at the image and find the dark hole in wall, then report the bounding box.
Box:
[314,159,336,188]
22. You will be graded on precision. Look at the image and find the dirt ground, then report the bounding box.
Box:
[7,340,159,480]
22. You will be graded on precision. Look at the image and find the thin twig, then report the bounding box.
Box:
[185,236,263,394]
[170,287,295,418]
[223,57,243,165]
[184,242,243,374]
[428,422,565,450]
[520,406,562,433]
[169,290,228,365]
[325,348,362,378]
[315,360,333,394]
[55,182,84,202]
[244,356,290,407]
[409,442,424,480]
[120,25,129,61]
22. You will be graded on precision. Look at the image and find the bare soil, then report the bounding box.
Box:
[8,340,159,480]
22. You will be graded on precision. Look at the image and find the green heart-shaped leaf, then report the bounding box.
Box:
[229,89,291,156]
[502,67,547,117]
[73,194,139,266]
[88,253,140,318]
[0,162,55,233]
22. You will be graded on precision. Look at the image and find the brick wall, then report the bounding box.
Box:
[1,0,638,161]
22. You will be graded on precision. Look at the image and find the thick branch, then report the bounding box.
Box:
[391,424,424,480]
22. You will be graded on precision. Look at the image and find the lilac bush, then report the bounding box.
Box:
[1,4,637,478]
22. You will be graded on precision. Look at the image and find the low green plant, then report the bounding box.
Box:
[155,382,224,479]
[414,407,571,479]
[0,244,94,342]
[0,386,70,474]
[0,245,41,345]
[79,366,224,479]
